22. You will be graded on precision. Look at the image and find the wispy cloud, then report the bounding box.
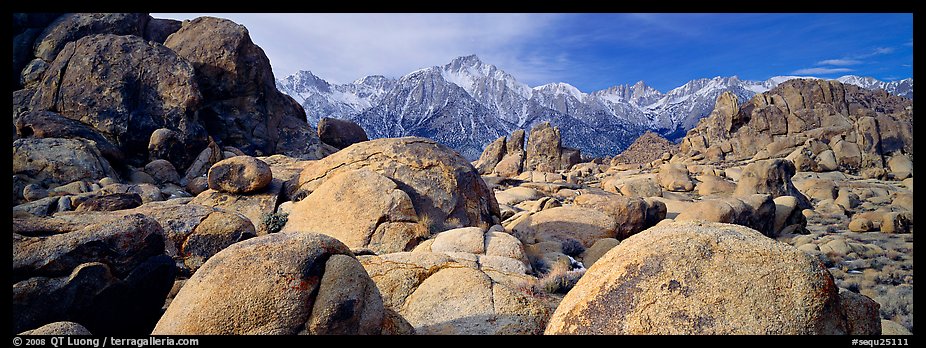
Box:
[854,47,895,59]
[791,67,854,75]
[817,59,861,66]
[154,13,565,85]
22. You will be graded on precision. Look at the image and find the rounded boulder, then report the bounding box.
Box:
[546,221,862,334]
[207,156,272,194]
[153,232,384,335]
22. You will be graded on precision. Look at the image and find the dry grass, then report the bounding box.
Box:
[517,258,585,297]
[445,216,463,230]
[418,214,440,235]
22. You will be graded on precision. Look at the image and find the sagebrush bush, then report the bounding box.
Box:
[560,238,585,257]
[876,284,914,333]
[261,212,288,233]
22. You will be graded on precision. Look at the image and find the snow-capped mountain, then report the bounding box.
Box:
[276,71,395,125]
[836,76,913,99]
[278,56,913,160]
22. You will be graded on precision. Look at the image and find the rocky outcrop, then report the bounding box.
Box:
[15,201,254,274]
[13,138,119,189]
[153,232,384,334]
[680,80,912,174]
[545,221,878,334]
[30,33,208,168]
[163,16,321,159]
[13,111,123,162]
[474,128,530,177]
[412,227,529,266]
[657,163,694,192]
[524,122,563,172]
[292,137,500,232]
[675,194,783,237]
[611,131,679,165]
[12,13,63,89]
[33,13,149,62]
[474,136,506,175]
[12,214,174,335]
[317,117,369,149]
[734,159,812,209]
[283,169,428,254]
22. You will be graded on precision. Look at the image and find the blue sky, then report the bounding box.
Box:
[154,13,913,93]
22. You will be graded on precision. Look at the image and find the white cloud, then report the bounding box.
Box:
[817,59,861,66]
[790,67,854,75]
[153,13,563,86]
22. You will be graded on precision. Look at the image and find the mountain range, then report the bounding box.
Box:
[276,55,913,160]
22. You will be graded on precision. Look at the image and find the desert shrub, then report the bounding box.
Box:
[876,284,914,333]
[560,238,585,257]
[261,212,288,233]
[518,260,586,296]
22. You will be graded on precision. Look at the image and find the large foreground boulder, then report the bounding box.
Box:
[545,221,876,334]
[12,214,174,335]
[153,232,384,334]
[292,137,500,232]
[283,169,427,254]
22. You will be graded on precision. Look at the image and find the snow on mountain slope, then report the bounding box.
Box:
[278,56,913,160]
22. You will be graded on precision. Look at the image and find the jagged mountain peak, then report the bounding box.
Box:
[277,57,912,160]
[534,82,586,100]
[446,54,485,69]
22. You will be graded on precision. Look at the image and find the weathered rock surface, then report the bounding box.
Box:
[153,232,384,334]
[13,110,123,162]
[206,156,273,194]
[283,169,427,254]
[524,122,563,173]
[317,117,369,149]
[33,13,149,61]
[13,138,119,189]
[573,193,663,240]
[19,321,92,335]
[30,33,208,168]
[74,193,142,212]
[293,137,500,231]
[545,221,877,334]
[164,16,321,158]
[657,163,694,192]
[508,206,616,247]
[360,252,548,335]
[13,213,174,335]
[474,136,506,175]
[734,159,811,209]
